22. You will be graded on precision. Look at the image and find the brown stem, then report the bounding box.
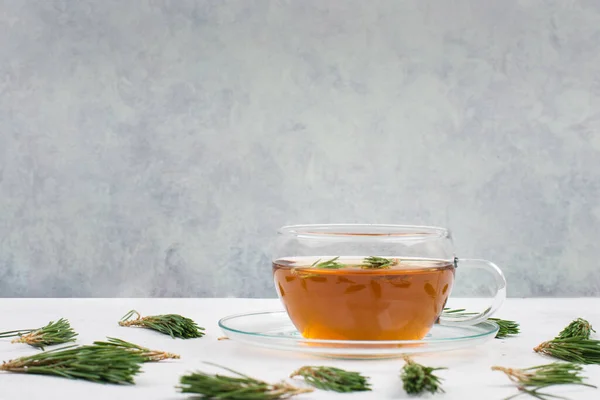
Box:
[11,332,39,345]
[533,341,550,353]
[491,366,530,384]
[271,382,313,397]
[146,350,180,361]
[0,360,23,371]
[289,366,310,378]
[118,320,144,327]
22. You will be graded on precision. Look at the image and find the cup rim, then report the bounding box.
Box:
[277,224,449,240]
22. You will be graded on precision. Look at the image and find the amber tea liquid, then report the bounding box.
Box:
[273,257,455,340]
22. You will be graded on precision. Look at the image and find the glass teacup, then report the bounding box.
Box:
[272,224,506,341]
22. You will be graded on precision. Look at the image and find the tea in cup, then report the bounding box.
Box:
[272,225,506,341]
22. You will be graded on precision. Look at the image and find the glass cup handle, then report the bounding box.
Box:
[438,258,507,326]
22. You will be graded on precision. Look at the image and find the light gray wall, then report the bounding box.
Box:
[1,1,599,297]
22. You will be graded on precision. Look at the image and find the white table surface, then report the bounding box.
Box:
[1,298,599,400]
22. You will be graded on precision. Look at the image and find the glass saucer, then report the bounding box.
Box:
[218,311,499,359]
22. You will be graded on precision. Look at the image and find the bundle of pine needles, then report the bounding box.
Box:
[490,318,521,339]
[92,337,179,362]
[534,337,600,364]
[290,366,371,392]
[401,357,445,395]
[556,318,595,340]
[534,318,600,364]
[0,318,77,350]
[310,257,345,269]
[492,362,596,400]
[119,310,205,339]
[360,256,399,269]
[179,363,312,399]
[0,344,144,384]
[442,308,520,338]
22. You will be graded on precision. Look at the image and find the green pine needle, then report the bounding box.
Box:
[290,366,371,393]
[0,344,144,384]
[119,310,205,339]
[92,337,180,362]
[443,308,520,339]
[490,318,521,338]
[492,362,596,400]
[295,256,399,276]
[0,318,78,350]
[178,362,313,399]
[311,257,345,269]
[401,358,445,395]
[360,256,399,269]
[556,318,595,340]
[534,337,600,364]
[293,257,346,277]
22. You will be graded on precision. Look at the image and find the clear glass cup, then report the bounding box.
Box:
[272,224,506,341]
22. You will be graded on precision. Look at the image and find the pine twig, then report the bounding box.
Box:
[119,310,205,339]
[292,257,345,278]
[311,257,345,269]
[360,256,399,269]
[490,318,521,338]
[556,319,595,340]
[400,357,445,395]
[442,308,520,339]
[492,362,596,400]
[178,362,313,399]
[92,337,179,362]
[290,366,371,392]
[534,337,600,364]
[0,318,78,350]
[0,344,144,384]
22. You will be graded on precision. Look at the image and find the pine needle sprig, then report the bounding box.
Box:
[534,337,600,364]
[0,318,78,350]
[360,256,399,269]
[401,357,445,395]
[178,363,313,399]
[92,337,179,362]
[311,257,345,269]
[290,366,371,392]
[119,310,205,339]
[491,318,521,339]
[0,344,144,384]
[442,308,520,339]
[492,362,596,400]
[556,319,595,340]
[291,257,345,278]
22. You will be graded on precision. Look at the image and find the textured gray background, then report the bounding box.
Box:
[1,1,599,297]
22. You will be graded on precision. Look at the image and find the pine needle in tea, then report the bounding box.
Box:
[401,357,445,395]
[290,366,371,392]
[291,257,346,278]
[0,344,144,384]
[0,318,78,350]
[442,308,520,339]
[92,337,179,362]
[119,310,205,339]
[178,363,313,399]
[492,362,596,400]
[556,318,595,340]
[360,256,399,269]
[534,337,600,364]
[311,257,345,269]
